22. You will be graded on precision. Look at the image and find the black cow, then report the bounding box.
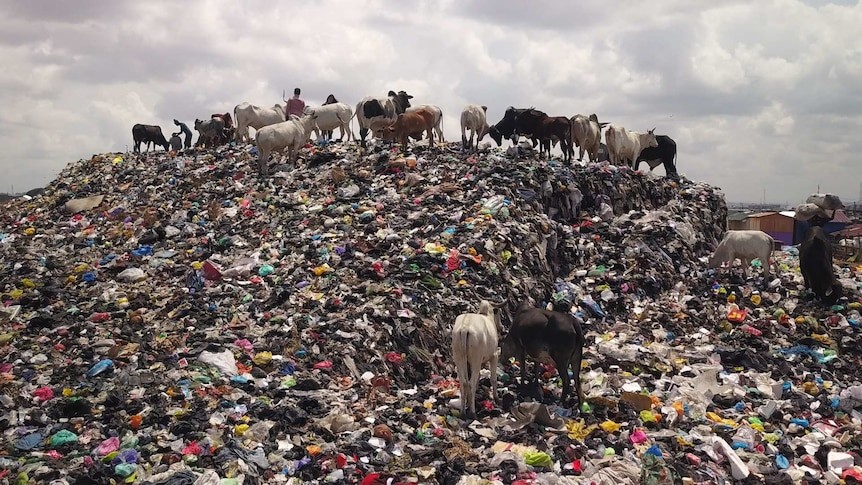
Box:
[500,300,586,407]
[132,124,169,153]
[513,109,573,163]
[635,134,678,178]
[799,226,843,305]
[356,90,413,148]
[487,107,544,148]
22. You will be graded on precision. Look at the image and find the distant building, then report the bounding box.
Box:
[792,210,850,245]
[723,210,850,247]
[744,212,795,247]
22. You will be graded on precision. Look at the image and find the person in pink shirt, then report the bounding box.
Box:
[285,88,306,119]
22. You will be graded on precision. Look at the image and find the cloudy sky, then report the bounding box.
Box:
[1,0,860,205]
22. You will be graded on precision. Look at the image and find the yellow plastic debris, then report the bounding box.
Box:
[566,419,598,440]
[252,352,273,366]
[600,420,621,433]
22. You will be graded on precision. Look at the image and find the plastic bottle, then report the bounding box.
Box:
[87,359,114,378]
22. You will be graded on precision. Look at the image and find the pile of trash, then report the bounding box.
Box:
[0,140,860,484]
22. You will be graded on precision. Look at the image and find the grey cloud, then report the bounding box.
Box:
[0,0,860,205]
[4,1,133,23]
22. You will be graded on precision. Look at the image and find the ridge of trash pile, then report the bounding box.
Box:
[0,141,860,484]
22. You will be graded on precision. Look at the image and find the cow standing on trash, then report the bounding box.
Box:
[354,90,413,148]
[132,124,169,153]
[708,230,775,277]
[194,118,225,148]
[255,113,318,176]
[233,102,287,144]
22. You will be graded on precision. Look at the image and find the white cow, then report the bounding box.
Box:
[354,90,413,147]
[234,102,287,144]
[406,104,444,142]
[708,230,776,276]
[570,113,606,163]
[255,114,317,176]
[605,125,658,168]
[305,103,353,142]
[451,300,501,418]
[460,104,489,149]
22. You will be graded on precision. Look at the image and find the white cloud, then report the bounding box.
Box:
[0,0,860,205]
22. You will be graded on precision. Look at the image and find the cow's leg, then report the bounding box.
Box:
[578,144,585,162]
[427,126,434,148]
[456,357,469,417]
[517,347,528,387]
[570,343,585,407]
[359,127,369,148]
[490,350,499,403]
[468,357,481,418]
[461,124,468,148]
[553,350,572,405]
[258,152,268,177]
[290,144,299,167]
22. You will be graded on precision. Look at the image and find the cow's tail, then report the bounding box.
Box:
[453,328,472,381]
[233,105,240,143]
[767,233,777,271]
[438,108,445,142]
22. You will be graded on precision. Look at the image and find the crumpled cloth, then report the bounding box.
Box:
[505,402,566,431]
[583,457,641,485]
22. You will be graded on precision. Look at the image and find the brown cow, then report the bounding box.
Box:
[513,109,573,162]
[385,108,435,152]
[211,113,232,129]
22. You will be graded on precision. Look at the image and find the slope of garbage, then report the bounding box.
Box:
[0,140,860,484]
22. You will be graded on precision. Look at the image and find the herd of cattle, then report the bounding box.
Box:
[455,222,845,417]
[130,89,680,177]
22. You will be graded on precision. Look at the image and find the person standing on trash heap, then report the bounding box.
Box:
[173,119,193,150]
[285,87,306,119]
[169,132,182,152]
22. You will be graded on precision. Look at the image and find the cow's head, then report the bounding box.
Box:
[488,125,503,146]
[391,90,413,113]
[489,107,519,142]
[645,127,658,148]
[380,120,398,142]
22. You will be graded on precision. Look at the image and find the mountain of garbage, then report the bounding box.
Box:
[0,140,860,485]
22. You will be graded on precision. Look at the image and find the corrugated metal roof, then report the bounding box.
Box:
[776,210,851,223]
[747,211,778,218]
[837,225,862,238]
[832,210,851,224]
